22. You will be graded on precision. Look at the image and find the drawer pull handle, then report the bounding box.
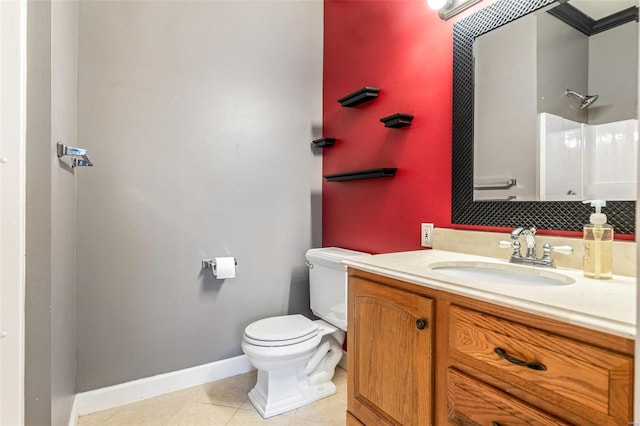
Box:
[491,422,501,426]
[416,319,427,330]
[494,347,547,371]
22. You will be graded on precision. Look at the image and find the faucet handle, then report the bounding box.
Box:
[499,240,515,248]
[500,240,521,259]
[540,244,573,267]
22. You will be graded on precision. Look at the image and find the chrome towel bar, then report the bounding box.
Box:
[473,178,516,190]
[475,195,517,201]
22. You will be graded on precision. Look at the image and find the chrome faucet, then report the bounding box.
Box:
[500,227,573,267]
[511,226,537,259]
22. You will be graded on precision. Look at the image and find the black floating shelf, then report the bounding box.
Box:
[324,168,397,182]
[337,87,380,107]
[380,112,414,128]
[312,137,336,148]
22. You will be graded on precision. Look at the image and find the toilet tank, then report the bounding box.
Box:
[305,247,370,331]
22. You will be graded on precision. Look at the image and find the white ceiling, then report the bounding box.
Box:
[570,0,637,20]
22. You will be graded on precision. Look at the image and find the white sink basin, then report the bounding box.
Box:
[429,261,575,286]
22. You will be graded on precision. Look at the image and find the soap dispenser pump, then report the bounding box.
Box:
[582,200,613,279]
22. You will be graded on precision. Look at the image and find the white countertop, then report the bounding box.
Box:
[343,249,637,339]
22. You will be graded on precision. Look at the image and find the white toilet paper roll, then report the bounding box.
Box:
[214,257,236,279]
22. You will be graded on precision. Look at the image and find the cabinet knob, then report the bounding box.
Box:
[491,422,501,426]
[415,319,426,330]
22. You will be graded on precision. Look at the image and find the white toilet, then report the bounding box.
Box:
[241,247,370,418]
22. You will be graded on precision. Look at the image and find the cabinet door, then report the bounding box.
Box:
[348,277,434,426]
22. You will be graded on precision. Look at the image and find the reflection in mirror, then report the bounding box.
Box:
[451,0,636,234]
[473,1,638,202]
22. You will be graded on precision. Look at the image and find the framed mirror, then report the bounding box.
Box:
[451,0,637,234]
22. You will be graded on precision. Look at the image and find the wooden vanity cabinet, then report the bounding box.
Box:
[346,268,634,426]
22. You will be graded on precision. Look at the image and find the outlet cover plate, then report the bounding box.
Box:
[421,223,434,248]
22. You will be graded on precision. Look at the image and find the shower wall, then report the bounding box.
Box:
[540,112,638,201]
[76,1,323,391]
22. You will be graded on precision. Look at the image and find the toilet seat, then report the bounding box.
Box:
[243,331,318,347]
[244,314,319,347]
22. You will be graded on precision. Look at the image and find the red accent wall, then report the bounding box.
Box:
[323,0,459,254]
[322,0,632,254]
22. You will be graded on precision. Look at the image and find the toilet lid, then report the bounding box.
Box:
[245,314,319,343]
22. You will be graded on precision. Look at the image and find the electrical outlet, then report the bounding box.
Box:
[421,223,434,248]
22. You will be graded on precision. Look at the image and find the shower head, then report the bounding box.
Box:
[580,94,599,109]
[565,89,599,110]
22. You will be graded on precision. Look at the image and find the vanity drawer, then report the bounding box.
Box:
[447,368,569,425]
[449,305,633,425]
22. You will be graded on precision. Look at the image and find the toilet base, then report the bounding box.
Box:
[247,369,337,418]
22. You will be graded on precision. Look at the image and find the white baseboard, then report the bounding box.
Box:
[68,355,254,426]
[67,395,79,426]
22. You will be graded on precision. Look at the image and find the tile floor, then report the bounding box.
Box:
[77,367,347,426]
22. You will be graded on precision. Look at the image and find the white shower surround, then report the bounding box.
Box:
[539,112,638,201]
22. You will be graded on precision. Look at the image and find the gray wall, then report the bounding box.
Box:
[26,0,79,424]
[25,0,52,423]
[537,16,638,125]
[76,1,323,392]
[589,21,638,125]
[537,12,589,122]
[51,0,78,424]
[473,14,538,200]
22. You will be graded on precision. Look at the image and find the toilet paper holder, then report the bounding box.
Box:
[201,258,237,276]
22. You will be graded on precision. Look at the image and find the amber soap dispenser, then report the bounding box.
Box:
[582,200,613,279]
